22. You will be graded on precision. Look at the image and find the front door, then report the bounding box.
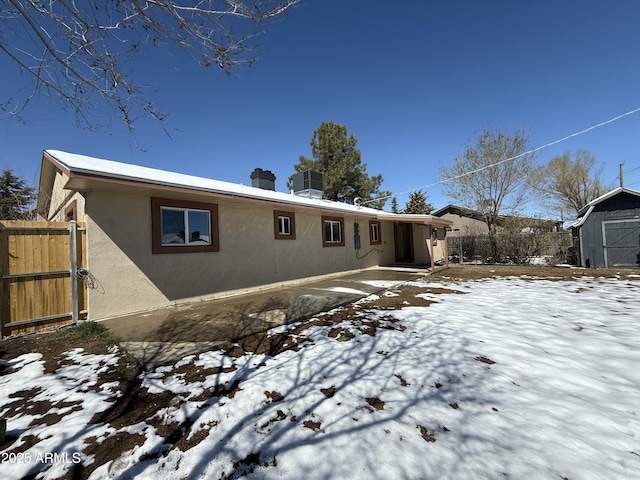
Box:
[394,223,414,263]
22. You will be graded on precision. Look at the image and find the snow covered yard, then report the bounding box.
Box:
[1,273,640,479]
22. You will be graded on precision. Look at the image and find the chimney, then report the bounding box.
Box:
[250,168,276,191]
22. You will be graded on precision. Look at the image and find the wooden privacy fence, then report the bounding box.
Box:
[0,220,87,338]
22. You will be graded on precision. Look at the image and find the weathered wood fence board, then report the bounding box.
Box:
[1,221,87,337]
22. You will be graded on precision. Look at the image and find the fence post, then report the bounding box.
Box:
[0,226,3,339]
[69,221,79,324]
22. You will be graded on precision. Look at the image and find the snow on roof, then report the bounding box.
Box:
[570,186,640,228]
[44,149,389,217]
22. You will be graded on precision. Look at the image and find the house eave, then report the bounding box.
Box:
[571,186,640,228]
[42,150,390,217]
[376,213,453,227]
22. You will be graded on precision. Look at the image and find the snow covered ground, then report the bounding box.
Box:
[2,275,640,479]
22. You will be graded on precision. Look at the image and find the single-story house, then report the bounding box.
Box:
[37,150,452,321]
[432,204,563,236]
[570,186,640,268]
[431,205,489,236]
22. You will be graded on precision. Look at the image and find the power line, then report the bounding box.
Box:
[362,105,640,207]
[624,164,640,175]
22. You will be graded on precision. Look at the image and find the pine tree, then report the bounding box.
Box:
[403,190,434,214]
[288,121,390,209]
[0,169,36,220]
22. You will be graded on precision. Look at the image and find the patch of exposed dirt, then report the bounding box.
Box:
[172,364,238,386]
[302,419,322,431]
[225,451,277,480]
[366,397,385,411]
[418,425,436,442]
[321,386,336,398]
[362,286,439,309]
[260,410,286,430]
[225,330,309,357]
[430,264,640,282]
[264,390,284,403]
[475,356,496,365]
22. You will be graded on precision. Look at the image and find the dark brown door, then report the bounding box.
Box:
[394,223,414,263]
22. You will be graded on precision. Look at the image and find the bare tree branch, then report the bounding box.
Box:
[535,150,612,215]
[440,129,538,225]
[1,0,299,131]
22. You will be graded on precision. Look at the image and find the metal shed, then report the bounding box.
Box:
[571,187,640,268]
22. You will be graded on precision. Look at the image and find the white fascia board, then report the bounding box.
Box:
[376,213,453,226]
[572,186,640,227]
[44,150,386,216]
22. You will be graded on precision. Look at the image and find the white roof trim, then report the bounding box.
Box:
[570,186,640,228]
[43,149,449,224]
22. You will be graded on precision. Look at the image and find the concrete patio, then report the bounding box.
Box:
[103,266,434,369]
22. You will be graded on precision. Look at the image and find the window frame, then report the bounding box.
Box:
[322,215,345,247]
[64,200,77,221]
[273,210,296,240]
[151,197,219,254]
[369,220,381,245]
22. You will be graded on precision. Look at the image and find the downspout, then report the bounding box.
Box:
[443,227,449,267]
[429,225,435,270]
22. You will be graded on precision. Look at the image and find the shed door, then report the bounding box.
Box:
[603,220,640,267]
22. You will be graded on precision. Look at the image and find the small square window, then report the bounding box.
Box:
[274,210,296,239]
[322,216,345,247]
[369,220,381,245]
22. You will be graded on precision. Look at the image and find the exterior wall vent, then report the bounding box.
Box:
[250,168,276,191]
[291,170,324,199]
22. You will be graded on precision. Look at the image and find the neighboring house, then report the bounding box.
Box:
[432,204,562,236]
[571,187,640,268]
[37,150,452,321]
[431,205,489,237]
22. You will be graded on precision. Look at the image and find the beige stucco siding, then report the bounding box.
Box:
[377,222,396,265]
[431,226,448,263]
[439,212,488,237]
[413,225,429,264]
[412,225,447,265]
[42,168,86,222]
[84,190,389,320]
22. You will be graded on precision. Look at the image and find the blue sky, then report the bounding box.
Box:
[1,0,639,217]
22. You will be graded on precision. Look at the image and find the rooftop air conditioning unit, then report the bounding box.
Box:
[291,171,324,199]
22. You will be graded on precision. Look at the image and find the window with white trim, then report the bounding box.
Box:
[369,220,381,244]
[322,215,345,247]
[279,216,291,235]
[274,210,296,239]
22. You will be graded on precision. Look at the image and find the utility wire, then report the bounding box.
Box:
[623,164,640,175]
[361,106,640,207]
